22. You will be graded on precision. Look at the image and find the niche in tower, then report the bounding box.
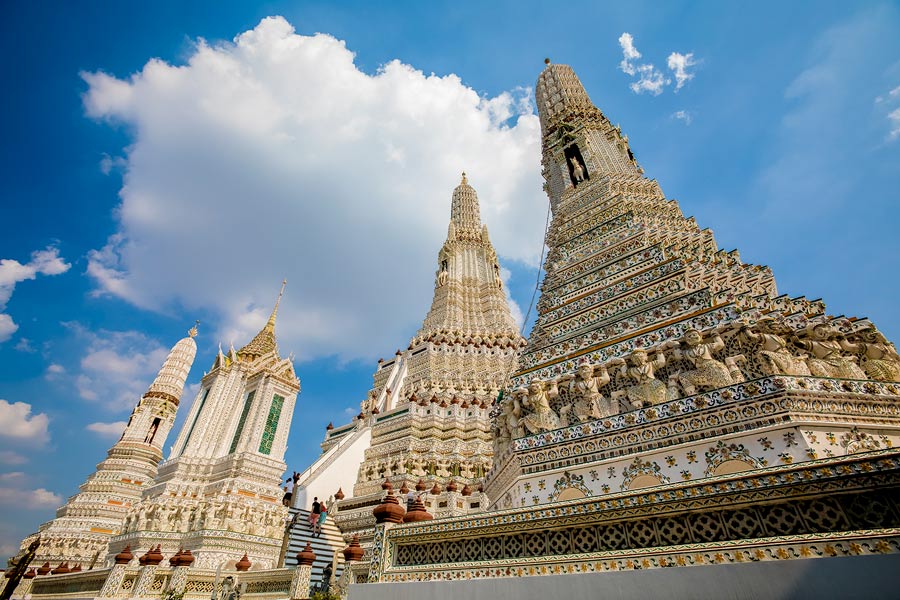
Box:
[564,144,589,187]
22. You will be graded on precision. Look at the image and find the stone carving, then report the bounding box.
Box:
[667,328,735,396]
[614,348,668,407]
[793,323,867,380]
[521,381,561,434]
[740,319,810,377]
[847,326,900,382]
[563,363,614,421]
[569,157,585,184]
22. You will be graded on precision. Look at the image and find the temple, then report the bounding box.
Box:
[4,60,900,600]
[284,176,525,572]
[16,325,199,571]
[109,282,300,570]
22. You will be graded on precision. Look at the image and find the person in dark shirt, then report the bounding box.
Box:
[308,497,321,528]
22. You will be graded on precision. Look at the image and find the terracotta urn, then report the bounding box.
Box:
[342,535,364,562]
[235,554,252,572]
[402,497,434,523]
[296,542,316,567]
[372,493,405,524]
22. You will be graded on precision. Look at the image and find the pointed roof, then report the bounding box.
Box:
[450,172,482,234]
[143,322,199,406]
[237,280,285,361]
[535,59,605,134]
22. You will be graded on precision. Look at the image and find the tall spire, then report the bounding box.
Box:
[143,322,199,406]
[449,171,482,236]
[237,280,286,360]
[417,175,521,341]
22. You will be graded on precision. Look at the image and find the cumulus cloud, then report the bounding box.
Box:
[672,110,693,125]
[0,247,70,343]
[86,421,127,438]
[667,52,697,90]
[0,486,62,509]
[60,323,170,411]
[81,16,546,363]
[45,363,66,380]
[0,400,50,444]
[618,33,698,96]
[15,337,35,353]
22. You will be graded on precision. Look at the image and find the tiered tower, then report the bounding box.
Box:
[480,60,900,505]
[363,62,900,587]
[18,326,198,569]
[109,283,300,569]
[303,176,525,543]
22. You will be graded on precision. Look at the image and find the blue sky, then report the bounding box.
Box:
[1,1,898,556]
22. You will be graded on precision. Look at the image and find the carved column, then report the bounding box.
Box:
[367,523,394,583]
[168,567,190,596]
[100,564,128,597]
[131,565,158,598]
[288,565,312,600]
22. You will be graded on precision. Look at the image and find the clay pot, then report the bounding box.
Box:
[235,554,252,572]
[334,488,345,500]
[342,535,364,562]
[36,563,51,576]
[178,550,195,567]
[23,569,36,579]
[402,498,434,523]
[429,482,442,495]
[461,484,473,496]
[372,494,405,524]
[51,562,70,575]
[296,543,316,567]
[415,479,426,492]
[446,480,458,492]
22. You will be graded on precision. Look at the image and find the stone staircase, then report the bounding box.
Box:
[283,508,346,586]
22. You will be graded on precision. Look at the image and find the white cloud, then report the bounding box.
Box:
[62,323,170,411]
[99,153,127,175]
[618,33,698,96]
[45,363,66,380]
[0,451,28,465]
[875,85,900,103]
[889,107,900,139]
[86,421,127,438]
[667,52,697,90]
[618,33,642,76]
[82,16,545,362]
[0,400,50,444]
[14,337,35,353]
[0,247,70,343]
[672,110,693,125]
[0,486,62,509]
[617,32,669,96]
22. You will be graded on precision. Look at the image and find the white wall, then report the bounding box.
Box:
[293,427,371,509]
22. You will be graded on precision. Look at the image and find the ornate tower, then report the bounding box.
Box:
[110,283,300,569]
[302,175,525,544]
[484,60,900,509]
[18,326,198,568]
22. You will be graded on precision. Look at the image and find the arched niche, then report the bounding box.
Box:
[556,487,586,502]
[712,459,756,476]
[563,143,589,187]
[627,474,662,490]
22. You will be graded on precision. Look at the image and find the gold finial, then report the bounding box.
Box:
[188,320,199,338]
[544,58,551,65]
[266,279,287,330]
[461,171,468,185]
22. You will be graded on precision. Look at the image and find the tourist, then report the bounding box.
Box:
[282,477,294,507]
[406,488,415,510]
[321,563,333,592]
[308,497,321,528]
[314,500,327,537]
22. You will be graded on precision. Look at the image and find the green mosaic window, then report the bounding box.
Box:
[180,387,210,454]
[229,391,255,454]
[258,394,284,455]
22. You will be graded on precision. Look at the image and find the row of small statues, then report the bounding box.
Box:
[361,456,486,481]
[495,320,899,447]
[121,500,283,538]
